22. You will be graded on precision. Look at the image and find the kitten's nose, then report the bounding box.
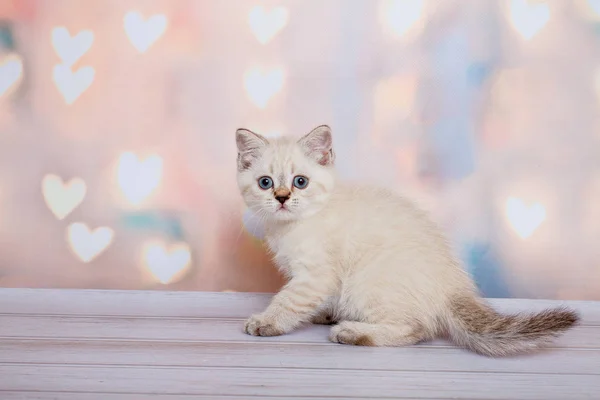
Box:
[274,187,291,204]
[276,195,289,204]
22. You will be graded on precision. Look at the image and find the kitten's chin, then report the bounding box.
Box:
[268,208,300,222]
[268,204,325,222]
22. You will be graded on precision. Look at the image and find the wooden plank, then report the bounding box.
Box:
[0,289,269,319]
[0,364,597,400]
[1,339,599,375]
[0,314,597,349]
[0,289,596,324]
[0,393,440,400]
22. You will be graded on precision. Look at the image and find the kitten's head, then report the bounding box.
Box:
[236,125,336,222]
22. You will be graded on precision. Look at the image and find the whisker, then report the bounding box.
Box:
[233,207,262,248]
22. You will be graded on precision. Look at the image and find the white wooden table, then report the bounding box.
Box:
[0,289,598,399]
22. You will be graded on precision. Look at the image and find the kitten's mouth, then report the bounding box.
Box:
[277,205,289,212]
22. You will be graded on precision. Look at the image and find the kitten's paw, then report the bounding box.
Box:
[329,322,375,346]
[243,314,285,337]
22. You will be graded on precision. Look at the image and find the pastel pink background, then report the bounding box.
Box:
[0,0,599,300]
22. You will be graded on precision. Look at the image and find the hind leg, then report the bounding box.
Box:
[311,299,337,325]
[329,321,427,347]
[312,313,337,325]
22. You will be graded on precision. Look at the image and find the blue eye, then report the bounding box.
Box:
[258,176,273,190]
[293,175,309,189]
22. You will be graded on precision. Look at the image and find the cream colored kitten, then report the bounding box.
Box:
[235,125,579,357]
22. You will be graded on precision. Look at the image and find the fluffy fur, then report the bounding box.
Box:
[235,125,580,357]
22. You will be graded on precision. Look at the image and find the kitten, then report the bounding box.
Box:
[235,125,579,357]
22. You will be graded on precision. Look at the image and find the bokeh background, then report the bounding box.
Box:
[0,0,599,300]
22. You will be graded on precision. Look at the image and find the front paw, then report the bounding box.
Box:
[243,314,285,337]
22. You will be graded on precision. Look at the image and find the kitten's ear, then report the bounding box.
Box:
[297,125,335,166]
[236,128,269,171]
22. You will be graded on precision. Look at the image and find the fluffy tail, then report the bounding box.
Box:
[444,295,580,357]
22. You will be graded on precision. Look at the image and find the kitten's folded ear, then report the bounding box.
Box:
[297,125,335,166]
[236,128,269,171]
